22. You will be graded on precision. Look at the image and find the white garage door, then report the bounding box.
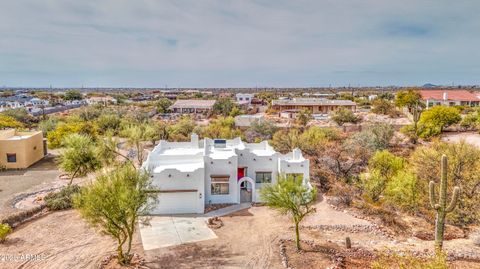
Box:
[150,191,199,214]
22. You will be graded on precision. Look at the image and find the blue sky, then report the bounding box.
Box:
[0,0,479,88]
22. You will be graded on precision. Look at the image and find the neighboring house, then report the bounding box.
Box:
[169,99,216,114]
[86,96,117,105]
[142,133,310,214]
[420,90,480,108]
[271,98,356,115]
[0,95,49,112]
[0,129,46,169]
[236,93,254,106]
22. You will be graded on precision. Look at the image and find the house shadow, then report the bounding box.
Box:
[144,243,236,268]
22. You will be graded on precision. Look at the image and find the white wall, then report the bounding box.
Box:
[204,155,239,204]
[151,167,205,213]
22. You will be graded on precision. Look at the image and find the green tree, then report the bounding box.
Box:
[156,98,172,113]
[296,108,313,126]
[96,135,134,168]
[245,119,278,142]
[57,134,101,185]
[38,117,58,136]
[96,113,121,135]
[64,90,83,100]
[270,129,301,153]
[200,117,242,139]
[260,176,317,250]
[330,108,360,126]
[418,106,461,138]
[371,99,396,116]
[213,98,237,117]
[169,116,196,141]
[74,165,156,265]
[361,150,404,202]
[395,89,425,143]
[121,125,147,166]
[384,170,419,211]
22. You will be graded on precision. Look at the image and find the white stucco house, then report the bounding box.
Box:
[142,134,310,214]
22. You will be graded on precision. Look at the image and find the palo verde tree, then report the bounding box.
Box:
[260,175,317,250]
[57,133,101,185]
[429,155,460,252]
[395,89,425,143]
[74,165,156,265]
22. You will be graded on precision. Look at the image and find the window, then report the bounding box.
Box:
[211,176,229,195]
[6,153,16,163]
[255,172,272,184]
[286,173,303,182]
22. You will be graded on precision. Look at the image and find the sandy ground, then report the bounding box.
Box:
[442,132,480,147]
[0,210,144,269]
[0,155,62,219]
[1,196,479,268]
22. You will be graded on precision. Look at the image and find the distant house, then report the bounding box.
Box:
[0,95,49,112]
[169,99,216,114]
[420,90,480,108]
[86,96,117,105]
[236,93,254,106]
[0,129,46,169]
[142,134,310,214]
[271,98,356,115]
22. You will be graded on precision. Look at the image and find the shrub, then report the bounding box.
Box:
[44,185,82,210]
[384,170,420,211]
[0,223,12,243]
[372,251,448,269]
[330,107,360,126]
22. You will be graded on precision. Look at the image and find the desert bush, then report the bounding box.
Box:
[44,185,82,210]
[330,107,360,126]
[372,251,448,269]
[384,170,420,212]
[410,140,480,226]
[0,223,12,243]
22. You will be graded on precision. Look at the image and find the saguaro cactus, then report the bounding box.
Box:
[429,154,461,252]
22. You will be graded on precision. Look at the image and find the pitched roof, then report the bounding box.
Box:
[420,90,480,102]
[170,99,216,109]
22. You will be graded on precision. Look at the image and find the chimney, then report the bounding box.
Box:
[443,92,448,101]
[191,133,199,147]
[292,148,301,160]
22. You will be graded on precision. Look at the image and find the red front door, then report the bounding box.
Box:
[237,167,245,180]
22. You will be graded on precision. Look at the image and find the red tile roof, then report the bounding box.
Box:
[420,90,480,102]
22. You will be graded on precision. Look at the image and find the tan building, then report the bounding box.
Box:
[170,99,216,114]
[0,129,46,169]
[271,98,356,114]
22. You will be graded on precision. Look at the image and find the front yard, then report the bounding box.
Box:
[1,196,480,268]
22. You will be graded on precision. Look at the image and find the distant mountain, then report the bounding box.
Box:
[422,83,437,88]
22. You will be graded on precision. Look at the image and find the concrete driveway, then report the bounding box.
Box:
[139,216,217,251]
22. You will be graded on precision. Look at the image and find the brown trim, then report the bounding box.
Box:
[145,189,197,193]
[210,174,230,178]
